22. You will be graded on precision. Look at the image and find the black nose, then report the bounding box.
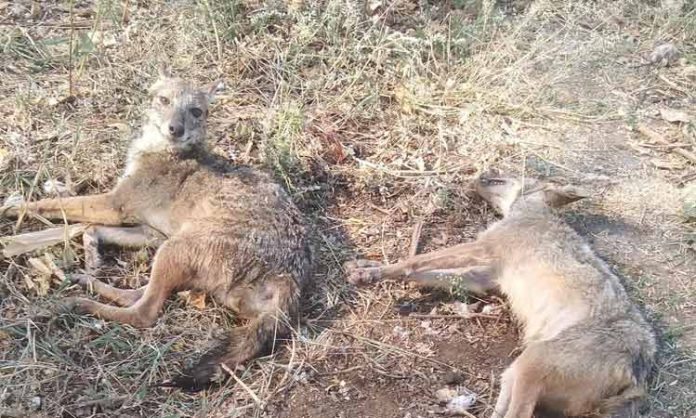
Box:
[168,123,184,138]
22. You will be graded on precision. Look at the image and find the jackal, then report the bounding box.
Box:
[345,175,655,418]
[2,68,312,390]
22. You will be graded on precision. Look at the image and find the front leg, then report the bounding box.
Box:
[2,193,135,225]
[345,241,493,282]
[83,225,166,272]
[345,241,495,291]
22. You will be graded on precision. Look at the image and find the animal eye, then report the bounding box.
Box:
[190,108,203,118]
[158,96,170,105]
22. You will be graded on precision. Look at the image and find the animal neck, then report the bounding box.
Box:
[121,122,206,179]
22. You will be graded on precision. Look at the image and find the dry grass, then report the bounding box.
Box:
[1,0,695,417]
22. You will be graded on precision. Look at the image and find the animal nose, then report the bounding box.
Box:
[168,123,184,138]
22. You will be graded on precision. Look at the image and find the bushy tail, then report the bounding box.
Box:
[599,386,646,418]
[162,313,290,391]
[158,275,300,391]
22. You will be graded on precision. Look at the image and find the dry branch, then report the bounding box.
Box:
[1,224,87,257]
[636,124,696,164]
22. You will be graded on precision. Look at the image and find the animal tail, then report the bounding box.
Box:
[157,275,300,391]
[159,313,290,391]
[599,386,647,418]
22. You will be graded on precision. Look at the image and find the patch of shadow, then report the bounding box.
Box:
[562,210,641,243]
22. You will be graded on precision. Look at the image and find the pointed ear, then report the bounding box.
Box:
[206,79,225,103]
[544,185,590,207]
[158,63,172,80]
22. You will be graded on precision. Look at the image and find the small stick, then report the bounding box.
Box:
[636,124,696,164]
[121,0,130,24]
[220,363,263,407]
[408,313,500,320]
[409,220,424,257]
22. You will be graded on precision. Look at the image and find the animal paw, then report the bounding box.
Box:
[343,259,381,271]
[68,273,95,287]
[57,297,92,315]
[0,193,25,217]
[346,267,382,286]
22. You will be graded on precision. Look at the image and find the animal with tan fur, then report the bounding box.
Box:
[345,175,655,418]
[1,68,313,390]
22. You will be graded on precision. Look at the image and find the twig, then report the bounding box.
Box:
[73,395,128,409]
[221,363,263,407]
[678,171,696,185]
[636,124,696,164]
[203,0,223,64]
[409,220,424,257]
[408,313,500,320]
[121,0,130,25]
[68,0,75,97]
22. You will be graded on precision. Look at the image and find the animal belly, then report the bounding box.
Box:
[499,269,589,342]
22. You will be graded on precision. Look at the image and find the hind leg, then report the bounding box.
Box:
[70,274,145,307]
[63,239,189,328]
[492,367,514,418]
[497,352,543,418]
[71,225,165,306]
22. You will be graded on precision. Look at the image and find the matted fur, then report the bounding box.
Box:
[1,72,312,390]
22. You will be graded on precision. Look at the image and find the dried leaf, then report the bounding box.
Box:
[660,108,691,124]
[188,291,207,310]
[43,180,74,197]
[177,290,207,309]
[0,147,10,170]
[394,85,413,114]
[27,257,52,295]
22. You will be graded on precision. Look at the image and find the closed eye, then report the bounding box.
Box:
[190,108,203,118]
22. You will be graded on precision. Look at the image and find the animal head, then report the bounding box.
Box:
[137,66,224,154]
[475,173,589,216]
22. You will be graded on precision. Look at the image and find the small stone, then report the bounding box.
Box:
[435,387,458,403]
[435,386,477,415]
[30,396,41,411]
[450,301,470,316]
[649,43,679,66]
[393,325,410,340]
[446,392,476,415]
[482,304,502,315]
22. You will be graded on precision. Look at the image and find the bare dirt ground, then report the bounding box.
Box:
[1,1,694,417]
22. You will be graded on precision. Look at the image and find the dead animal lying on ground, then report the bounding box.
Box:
[1,68,312,390]
[345,175,655,418]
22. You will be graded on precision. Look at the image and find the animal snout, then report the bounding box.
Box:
[168,123,185,138]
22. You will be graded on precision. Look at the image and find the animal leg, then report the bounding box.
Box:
[70,274,146,307]
[63,239,189,328]
[83,224,165,272]
[491,366,515,418]
[502,355,543,418]
[2,193,135,225]
[345,241,493,286]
